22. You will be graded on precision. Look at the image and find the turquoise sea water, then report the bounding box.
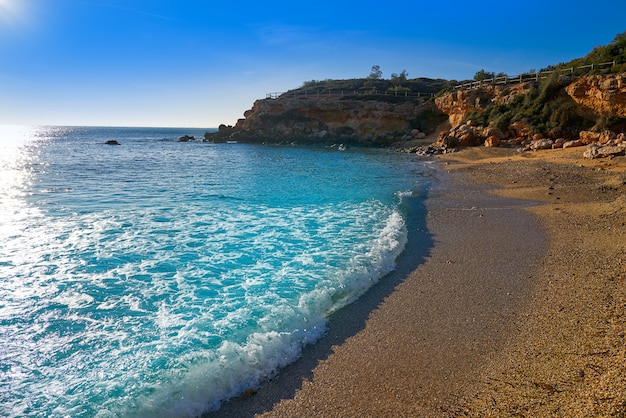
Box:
[0,126,431,417]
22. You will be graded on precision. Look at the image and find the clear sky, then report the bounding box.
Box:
[1,0,625,128]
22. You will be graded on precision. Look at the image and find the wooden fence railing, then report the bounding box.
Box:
[266,61,618,99]
[454,60,616,90]
[266,90,435,100]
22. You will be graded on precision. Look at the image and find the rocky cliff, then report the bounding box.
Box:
[434,83,530,128]
[204,73,626,158]
[428,74,626,157]
[566,73,626,117]
[434,74,626,128]
[205,96,444,146]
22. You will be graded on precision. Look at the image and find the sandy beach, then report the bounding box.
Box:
[208,146,625,417]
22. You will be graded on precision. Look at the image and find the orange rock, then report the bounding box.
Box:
[566,74,626,118]
[484,135,500,147]
[579,130,615,145]
[509,121,530,138]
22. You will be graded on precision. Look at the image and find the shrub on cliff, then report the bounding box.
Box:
[291,77,455,98]
[463,73,595,137]
[552,31,626,74]
[410,108,448,133]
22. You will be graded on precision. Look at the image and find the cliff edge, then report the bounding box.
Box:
[204,73,625,158]
[205,95,445,147]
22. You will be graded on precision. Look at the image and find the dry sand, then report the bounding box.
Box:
[440,147,626,417]
[208,146,625,417]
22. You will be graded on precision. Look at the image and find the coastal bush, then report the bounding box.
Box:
[410,109,448,133]
[288,77,455,100]
[460,72,598,138]
[553,31,626,74]
[544,97,589,137]
[593,115,626,132]
[473,69,495,81]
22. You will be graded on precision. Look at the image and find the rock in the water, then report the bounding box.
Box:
[105,140,120,145]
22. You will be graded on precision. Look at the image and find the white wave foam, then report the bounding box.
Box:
[123,208,408,417]
[126,324,326,417]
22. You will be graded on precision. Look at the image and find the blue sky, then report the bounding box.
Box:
[1,0,625,128]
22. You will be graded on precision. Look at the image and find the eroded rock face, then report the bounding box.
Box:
[566,74,626,117]
[232,97,433,145]
[208,74,626,155]
[434,84,530,127]
[214,97,438,145]
[428,74,626,159]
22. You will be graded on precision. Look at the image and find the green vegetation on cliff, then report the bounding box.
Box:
[459,31,626,138]
[547,31,626,74]
[286,76,456,100]
[462,73,591,137]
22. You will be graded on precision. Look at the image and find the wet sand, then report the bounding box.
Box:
[208,146,626,417]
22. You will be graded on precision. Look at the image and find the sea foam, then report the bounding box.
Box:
[0,127,427,417]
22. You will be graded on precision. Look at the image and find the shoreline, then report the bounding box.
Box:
[207,151,552,417]
[209,146,625,416]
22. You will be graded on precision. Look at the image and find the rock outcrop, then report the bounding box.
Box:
[434,83,530,128]
[205,96,442,146]
[566,74,626,117]
[429,74,626,158]
[204,73,626,160]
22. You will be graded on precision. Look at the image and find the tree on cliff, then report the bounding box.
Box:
[369,65,383,79]
[391,70,408,85]
[473,69,495,81]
